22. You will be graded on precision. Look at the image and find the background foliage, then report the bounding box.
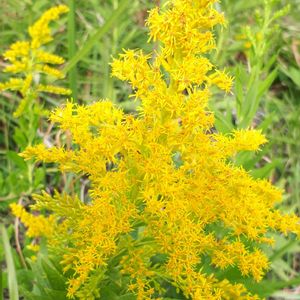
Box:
[0,0,300,299]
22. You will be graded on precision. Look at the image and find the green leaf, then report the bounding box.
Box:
[41,258,66,291]
[214,110,234,133]
[0,225,19,300]
[234,65,245,114]
[33,167,46,189]
[100,286,119,300]
[17,269,34,291]
[280,65,300,88]
[250,159,281,179]
[12,127,27,149]
[257,69,278,99]
[44,288,67,299]
[6,151,27,171]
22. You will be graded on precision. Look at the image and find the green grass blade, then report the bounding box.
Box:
[1,225,19,300]
[67,0,78,100]
[270,239,299,262]
[63,0,130,74]
[257,68,277,99]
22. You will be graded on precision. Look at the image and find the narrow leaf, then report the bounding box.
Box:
[63,0,130,74]
[1,225,19,300]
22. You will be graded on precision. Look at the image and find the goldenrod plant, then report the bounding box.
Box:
[8,0,300,299]
[0,5,71,203]
[0,5,71,118]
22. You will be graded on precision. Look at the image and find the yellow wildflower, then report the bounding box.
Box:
[29,5,70,49]
[37,84,71,95]
[0,5,70,118]
[0,78,24,92]
[10,203,55,238]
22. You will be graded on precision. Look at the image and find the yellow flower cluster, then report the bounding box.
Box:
[0,5,71,117]
[13,1,300,299]
[10,203,55,238]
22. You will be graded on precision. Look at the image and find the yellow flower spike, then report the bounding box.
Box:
[29,5,70,49]
[146,1,223,57]
[10,203,55,238]
[37,84,71,95]
[4,61,28,74]
[208,69,234,93]
[35,50,65,65]
[170,55,213,91]
[214,129,268,158]
[0,78,24,92]
[13,95,33,118]
[13,0,300,299]
[38,65,65,79]
[232,129,268,151]
[0,5,70,118]
[3,41,30,62]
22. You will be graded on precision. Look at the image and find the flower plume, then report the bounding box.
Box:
[14,1,300,299]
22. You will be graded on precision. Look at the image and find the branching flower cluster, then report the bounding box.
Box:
[0,5,71,117]
[11,1,300,299]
